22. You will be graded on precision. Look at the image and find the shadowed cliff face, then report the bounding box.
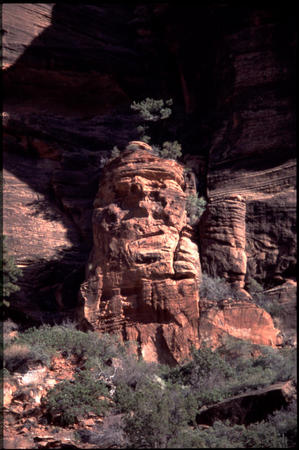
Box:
[80,144,201,364]
[2,3,296,333]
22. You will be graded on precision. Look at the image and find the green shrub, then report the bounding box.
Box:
[42,370,111,426]
[14,323,125,369]
[187,420,286,448]
[1,236,22,307]
[186,194,206,225]
[114,379,196,448]
[131,97,173,122]
[199,272,239,301]
[4,343,34,372]
[163,339,296,410]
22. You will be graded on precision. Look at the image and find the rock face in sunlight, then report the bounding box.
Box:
[199,299,281,349]
[80,143,201,364]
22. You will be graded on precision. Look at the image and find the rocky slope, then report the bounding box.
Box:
[2,4,296,343]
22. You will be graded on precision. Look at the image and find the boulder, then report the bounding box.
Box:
[196,381,296,426]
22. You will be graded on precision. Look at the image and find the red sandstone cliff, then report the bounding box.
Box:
[79,143,201,364]
[2,4,296,346]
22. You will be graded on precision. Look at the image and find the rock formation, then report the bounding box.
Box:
[199,195,248,291]
[2,4,296,349]
[196,381,295,426]
[79,142,201,364]
[198,299,281,349]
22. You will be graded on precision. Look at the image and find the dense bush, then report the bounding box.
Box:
[114,379,197,448]
[171,420,288,448]
[130,97,173,122]
[1,235,22,307]
[163,340,296,409]
[6,324,296,447]
[4,343,34,373]
[110,97,184,161]
[185,194,206,225]
[42,370,111,426]
[10,322,126,369]
[199,272,239,301]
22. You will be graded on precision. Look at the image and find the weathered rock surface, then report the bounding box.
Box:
[199,299,281,349]
[2,4,296,344]
[199,195,247,290]
[199,7,296,287]
[196,381,296,426]
[79,143,201,364]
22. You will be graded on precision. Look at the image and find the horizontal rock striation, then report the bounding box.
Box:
[199,299,281,349]
[79,143,201,364]
[199,195,247,291]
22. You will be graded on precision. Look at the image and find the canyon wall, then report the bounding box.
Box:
[2,4,296,343]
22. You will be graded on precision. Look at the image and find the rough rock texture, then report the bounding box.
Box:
[80,144,200,364]
[199,195,247,290]
[198,299,281,349]
[196,381,295,426]
[198,7,296,289]
[2,4,296,339]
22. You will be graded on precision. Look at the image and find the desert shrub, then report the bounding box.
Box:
[131,97,173,122]
[4,343,34,373]
[111,145,121,158]
[246,277,282,318]
[184,420,287,448]
[114,379,196,448]
[218,338,297,395]
[165,344,234,407]
[186,194,206,225]
[112,353,160,389]
[268,400,297,448]
[1,235,22,307]
[163,339,296,411]
[199,272,239,301]
[14,323,125,369]
[42,370,111,426]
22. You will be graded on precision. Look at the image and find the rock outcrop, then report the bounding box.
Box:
[199,195,247,290]
[2,4,296,350]
[196,381,295,426]
[79,143,201,364]
[198,299,281,349]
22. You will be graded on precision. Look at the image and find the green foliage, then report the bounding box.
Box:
[42,370,111,426]
[6,323,296,446]
[155,140,182,160]
[199,272,239,301]
[1,235,22,307]
[14,323,125,368]
[186,194,206,225]
[268,401,297,448]
[111,145,121,158]
[165,344,234,407]
[178,420,287,448]
[131,97,173,122]
[3,343,34,372]
[246,277,283,319]
[114,380,197,448]
[163,339,296,412]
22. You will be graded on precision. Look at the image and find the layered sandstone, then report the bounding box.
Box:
[199,195,248,291]
[199,299,281,349]
[79,143,201,364]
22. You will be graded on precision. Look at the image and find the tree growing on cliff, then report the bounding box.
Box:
[131,98,183,160]
[110,98,182,161]
[186,194,206,225]
[1,236,22,308]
